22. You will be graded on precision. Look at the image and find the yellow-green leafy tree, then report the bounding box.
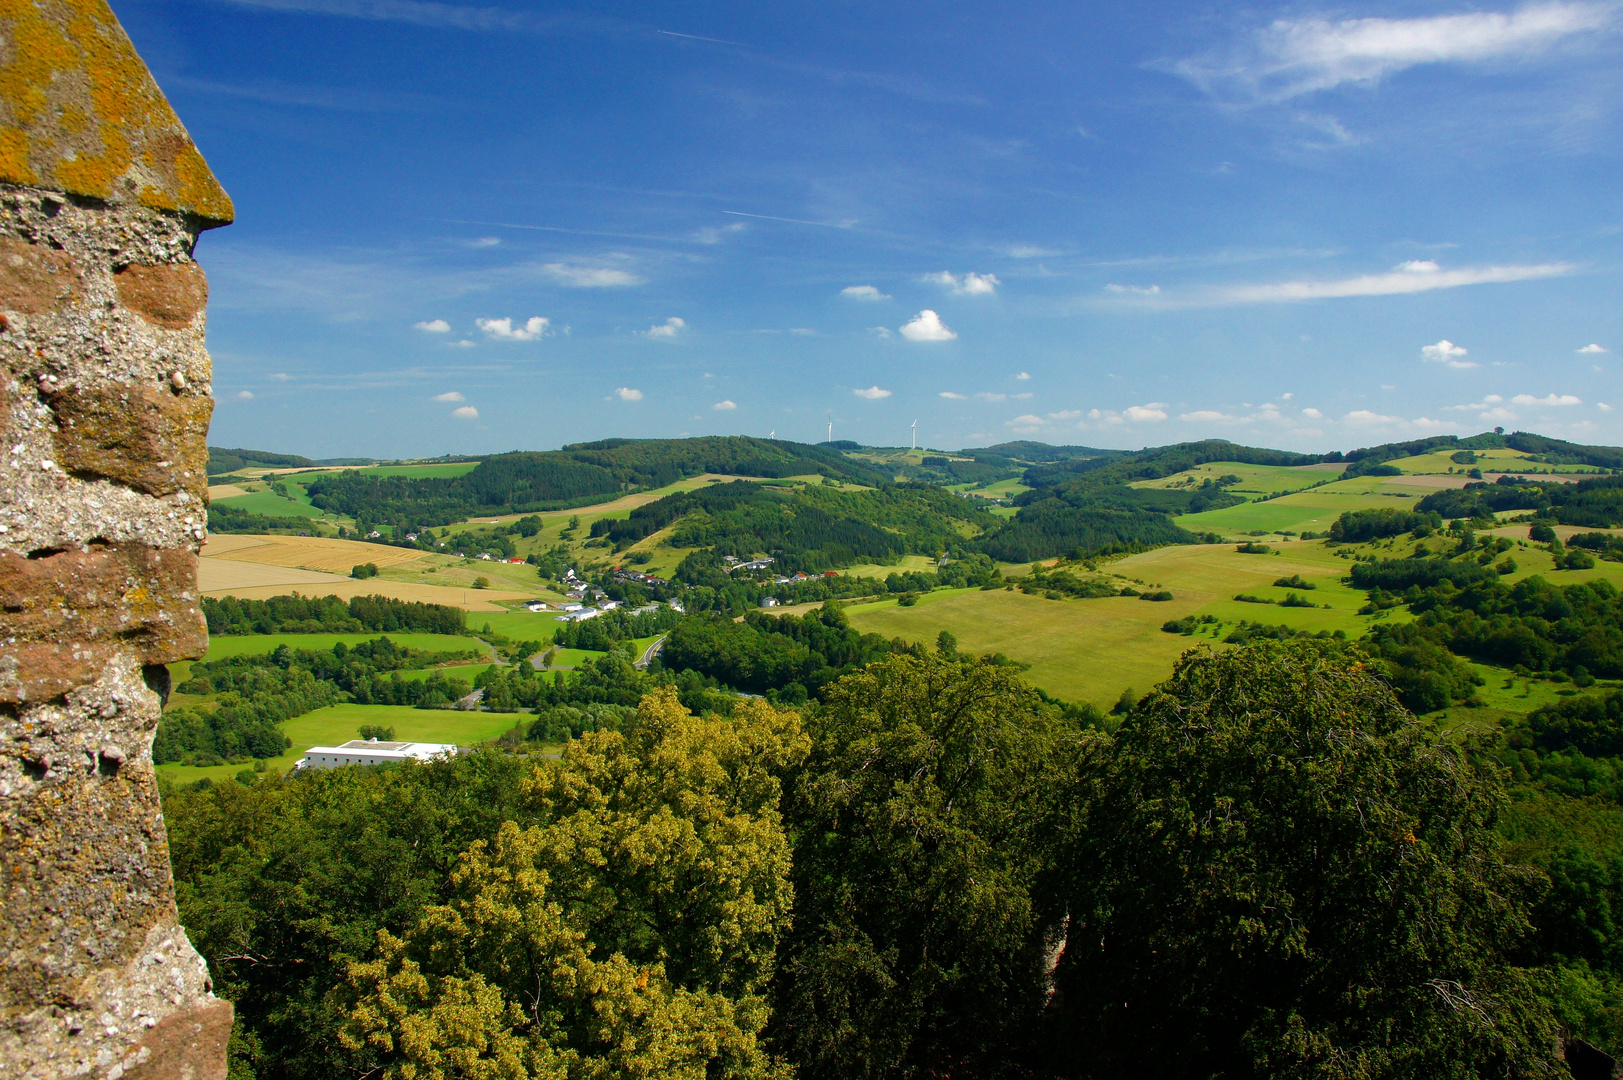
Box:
[339,687,808,1079]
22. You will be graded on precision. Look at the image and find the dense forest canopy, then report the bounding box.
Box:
[163,640,1623,1079]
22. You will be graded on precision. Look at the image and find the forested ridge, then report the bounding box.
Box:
[300,437,890,526]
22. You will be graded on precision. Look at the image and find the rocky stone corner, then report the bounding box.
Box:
[1,0,235,1076]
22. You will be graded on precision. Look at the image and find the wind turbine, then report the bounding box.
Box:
[911,420,918,451]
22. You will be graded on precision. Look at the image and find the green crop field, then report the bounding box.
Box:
[1133,460,1341,498]
[202,632,488,660]
[1177,476,1422,537]
[837,554,939,580]
[155,703,524,785]
[212,490,328,519]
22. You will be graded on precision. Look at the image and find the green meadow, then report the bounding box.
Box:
[212,490,327,519]
[1177,475,1425,537]
[202,632,488,660]
[155,703,524,785]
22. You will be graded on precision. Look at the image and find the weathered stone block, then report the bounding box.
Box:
[114,262,207,329]
[0,237,82,314]
[0,543,206,702]
[119,1000,233,1080]
[48,383,211,499]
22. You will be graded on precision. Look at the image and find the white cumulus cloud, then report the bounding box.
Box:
[1579,343,1609,354]
[841,285,889,300]
[414,318,451,332]
[433,391,465,402]
[1421,339,1477,369]
[1344,410,1403,426]
[1008,414,1045,426]
[478,316,549,341]
[713,400,737,411]
[924,271,1000,295]
[853,386,893,400]
[1397,260,1441,273]
[939,391,969,400]
[1512,392,1583,406]
[1600,402,1614,411]
[1180,410,1235,422]
[1015,371,1031,380]
[1124,403,1169,422]
[899,310,957,342]
[269,372,292,381]
[1048,410,1083,420]
[451,405,479,419]
[1301,407,1324,419]
[646,317,686,338]
[543,263,644,287]
[236,390,254,400]
[1105,283,1162,295]
[614,387,644,401]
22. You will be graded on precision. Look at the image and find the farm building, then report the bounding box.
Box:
[295,738,458,771]
[760,597,781,608]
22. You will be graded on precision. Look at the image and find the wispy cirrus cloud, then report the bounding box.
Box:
[939,391,968,400]
[1170,2,1615,104]
[542,262,644,287]
[1103,261,1574,308]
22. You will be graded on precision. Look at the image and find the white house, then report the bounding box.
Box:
[523,600,548,612]
[294,738,457,771]
[759,596,781,608]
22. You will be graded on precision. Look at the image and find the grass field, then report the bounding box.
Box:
[1134,461,1342,498]
[156,703,524,785]
[201,632,489,660]
[841,532,1623,718]
[838,554,940,579]
[1177,475,1423,537]
[212,490,328,518]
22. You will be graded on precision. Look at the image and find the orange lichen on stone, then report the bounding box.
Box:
[0,0,233,224]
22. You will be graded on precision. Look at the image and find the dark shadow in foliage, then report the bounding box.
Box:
[771,653,1078,1080]
[1047,642,1561,1080]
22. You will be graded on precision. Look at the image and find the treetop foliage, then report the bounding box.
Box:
[1054,642,1559,1079]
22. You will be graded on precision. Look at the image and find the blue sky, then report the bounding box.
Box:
[123,0,1622,456]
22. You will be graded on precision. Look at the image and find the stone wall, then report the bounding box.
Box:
[1,2,234,1077]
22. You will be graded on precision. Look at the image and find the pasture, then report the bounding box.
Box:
[156,703,524,785]
[201,631,488,660]
[1132,460,1340,499]
[1176,475,1424,537]
[211,489,327,519]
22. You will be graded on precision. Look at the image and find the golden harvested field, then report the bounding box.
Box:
[198,534,539,610]
[200,533,428,572]
[206,483,249,500]
[197,559,351,591]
